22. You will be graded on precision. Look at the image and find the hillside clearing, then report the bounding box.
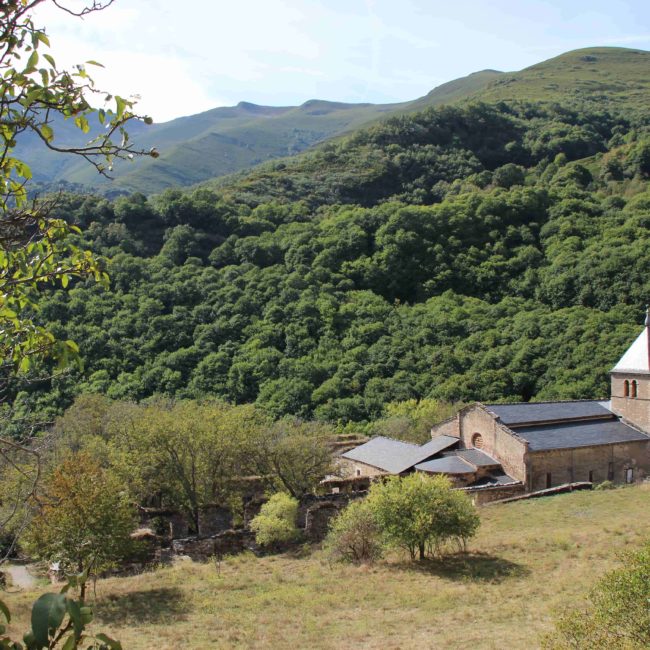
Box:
[4,484,649,649]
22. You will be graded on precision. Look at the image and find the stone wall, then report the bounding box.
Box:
[430,416,460,438]
[458,406,529,483]
[338,457,389,478]
[463,483,526,505]
[172,530,256,561]
[198,505,233,537]
[528,441,650,491]
[299,492,366,541]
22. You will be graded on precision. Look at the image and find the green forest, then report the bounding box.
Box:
[9,96,650,429]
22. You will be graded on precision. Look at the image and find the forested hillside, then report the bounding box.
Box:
[12,86,650,427]
[15,69,502,195]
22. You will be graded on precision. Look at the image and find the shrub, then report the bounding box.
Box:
[543,541,650,649]
[324,499,383,564]
[594,480,615,490]
[366,473,480,561]
[250,493,299,547]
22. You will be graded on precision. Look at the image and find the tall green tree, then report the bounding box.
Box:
[367,473,480,561]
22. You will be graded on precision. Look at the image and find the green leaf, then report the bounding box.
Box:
[61,634,76,650]
[66,340,80,353]
[31,593,67,648]
[66,600,83,639]
[115,96,126,119]
[0,599,10,623]
[26,51,38,71]
[40,124,53,142]
[95,634,122,650]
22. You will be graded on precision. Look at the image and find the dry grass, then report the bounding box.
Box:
[4,484,650,649]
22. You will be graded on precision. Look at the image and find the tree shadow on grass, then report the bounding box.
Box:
[390,552,530,584]
[95,587,189,625]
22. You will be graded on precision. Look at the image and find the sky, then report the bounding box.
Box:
[34,0,650,123]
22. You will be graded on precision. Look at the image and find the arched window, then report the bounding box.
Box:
[624,380,630,397]
[471,433,484,449]
[631,380,638,398]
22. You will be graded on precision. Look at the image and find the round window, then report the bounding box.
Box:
[471,433,484,449]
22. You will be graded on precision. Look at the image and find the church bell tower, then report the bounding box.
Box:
[610,308,650,432]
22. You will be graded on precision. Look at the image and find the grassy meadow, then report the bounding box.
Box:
[4,484,650,649]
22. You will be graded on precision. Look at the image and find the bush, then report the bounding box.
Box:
[543,541,650,649]
[24,453,138,578]
[594,480,615,490]
[250,493,299,547]
[324,499,383,564]
[366,473,480,561]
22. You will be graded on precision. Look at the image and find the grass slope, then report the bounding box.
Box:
[5,485,649,649]
[472,47,650,108]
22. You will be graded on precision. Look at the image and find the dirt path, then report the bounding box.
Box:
[3,564,37,589]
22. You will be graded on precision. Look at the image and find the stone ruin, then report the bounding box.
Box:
[137,490,366,562]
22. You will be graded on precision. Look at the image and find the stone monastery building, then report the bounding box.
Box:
[341,314,650,499]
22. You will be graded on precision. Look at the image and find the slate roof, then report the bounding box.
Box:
[419,435,461,458]
[611,328,650,373]
[341,435,458,474]
[465,473,520,488]
[450,448,501,467]
[510,419,649,451]
[415,456,476,474]
[486,400,612,426]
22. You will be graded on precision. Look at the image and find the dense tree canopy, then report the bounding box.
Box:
[5,100,650,427]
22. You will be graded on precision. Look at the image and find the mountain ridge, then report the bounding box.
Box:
[19,46,650,195]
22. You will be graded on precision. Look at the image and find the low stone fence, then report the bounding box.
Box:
[463,483,527,505]
[172,530,257,562]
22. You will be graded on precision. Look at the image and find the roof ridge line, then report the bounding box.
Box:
[484,398,608,406]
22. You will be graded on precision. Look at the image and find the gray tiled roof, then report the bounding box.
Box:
[451,448,501,467]
[465,473,519,488]
[486,400,612,425]
[415,456,476,474]
[341,435,458,474]
[511,419,649,451]
[419,436,461,457]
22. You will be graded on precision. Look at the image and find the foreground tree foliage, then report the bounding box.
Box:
[543,541,650,649]
[366,474,480,561]
[0,0,153,372]
[0,3,153,646]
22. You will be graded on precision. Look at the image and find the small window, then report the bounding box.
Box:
[546,473,552,489]
[626,468,634,484]
[471,433,484,449]
[588,470,594,483]
[624,380,630,397]
[631,380,638,398]
[608,462,614,481]
[355,468,361,477]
